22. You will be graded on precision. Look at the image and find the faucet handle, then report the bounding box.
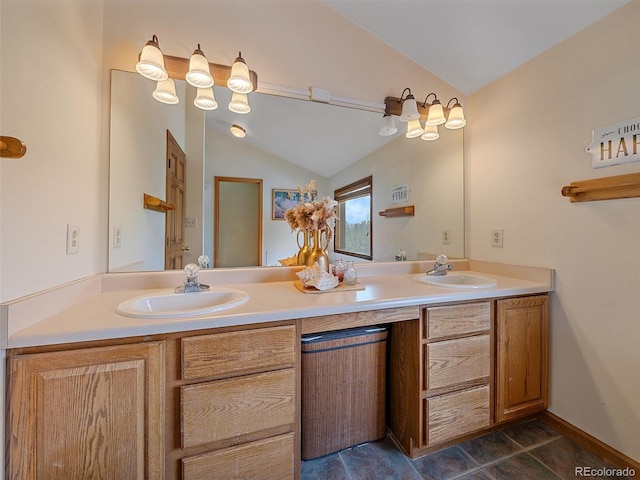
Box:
[435,254,449,265]
[184,263,200,279]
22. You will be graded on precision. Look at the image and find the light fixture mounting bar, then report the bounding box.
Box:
[385,96,446,119]
[163,55,258,91]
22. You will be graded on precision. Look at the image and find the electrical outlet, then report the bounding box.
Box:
[67,224,80,254]
[186,217,197,228]
[442,229,451,245]
[491,229,504,248]
[113,226,122,249]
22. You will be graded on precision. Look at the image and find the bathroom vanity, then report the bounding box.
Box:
[2,260,553,480]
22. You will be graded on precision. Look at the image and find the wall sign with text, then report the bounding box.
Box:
[586,116,640,168]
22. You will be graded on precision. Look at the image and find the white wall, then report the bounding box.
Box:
[467,1,640,461]
[0,0,104,302]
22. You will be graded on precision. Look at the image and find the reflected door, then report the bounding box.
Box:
[214,177,262,267]
[165,131,187,269]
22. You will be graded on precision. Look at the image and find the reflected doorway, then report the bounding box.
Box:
[214,176,263,267]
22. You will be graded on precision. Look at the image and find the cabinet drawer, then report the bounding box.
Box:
[424,302,491,340]
[424,385,490,446]
[181,369,295,448]
[181,325,295,380]
[425,334,490,394]
[182,433,294,480]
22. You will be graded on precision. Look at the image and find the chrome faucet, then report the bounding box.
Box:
[175,263,210,293]
[426,254,453,276]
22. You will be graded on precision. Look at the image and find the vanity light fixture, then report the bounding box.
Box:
[379,114,398,136]
[186,44,214,88]
[227,52,254,94]
[421,124,440,141]
[444,98,466,129]
[398,88,420,122]
[136,35,168,81]
[381,89,467,140]
[230,124,246,138]
[136,36,258,108]
[153,78,179,104]
[406,118,424,138]
[194,87,218,110]
[229,91,251,114]
[423,93,446,126]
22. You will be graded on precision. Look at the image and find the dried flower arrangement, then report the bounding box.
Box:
[284,181,338,241]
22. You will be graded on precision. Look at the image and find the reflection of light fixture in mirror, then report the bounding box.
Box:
[421,124,439,141]
[444,97,466,129]
[136,35,168,81]
[152,78,179,104]
[186,44,214,88]
[194,87,218,110]
[227,52,253,94]
[399,88,419,122]
[406,118,424,138]
[229,92,251,114]
[423,93,446,126]
[379,114,398,136]
[230,124,246,138]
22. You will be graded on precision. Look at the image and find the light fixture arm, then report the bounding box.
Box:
[422,93,439,108]
[399,87,413,103]
[446,97,461,109]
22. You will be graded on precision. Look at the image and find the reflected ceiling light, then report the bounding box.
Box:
[227,52,253,94]
[230,124,246,138]
[398,88,419,122]
[229,91,251,114]
[406,118,424,138]
[379,114,398,136]
[444,97,467,129]
[186,44,214,88]
[136,35,168,81]
[423,93,446,126]
[194,87,218,110]
[152,78,179,104]
[421,124,439,141]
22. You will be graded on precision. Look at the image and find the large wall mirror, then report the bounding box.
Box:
[108,70,464,272]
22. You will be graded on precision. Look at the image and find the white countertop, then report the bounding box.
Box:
[3,261,554,349]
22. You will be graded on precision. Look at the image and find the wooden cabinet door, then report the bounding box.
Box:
[7,342,165,480]
[496,295,549,423]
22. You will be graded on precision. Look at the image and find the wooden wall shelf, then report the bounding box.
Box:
[561,172,640,203]
[378,206,415,217]
[143,193,175,213]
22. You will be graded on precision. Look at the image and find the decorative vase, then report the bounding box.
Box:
[306,229,330,272]
[297,230,311,266]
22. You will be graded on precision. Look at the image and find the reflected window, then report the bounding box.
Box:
[334,176,372,260]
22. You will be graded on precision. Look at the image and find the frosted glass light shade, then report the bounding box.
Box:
[445,103,466,129]
[425,100,446,126]
[186,47,214,88]
[406,118,424,138]
[379,115,398,136]
[136,36,168,81]
[230,124,246,138]
[399,94,419,122]
[421,124,439,141]
[153,79,179,104]
[227,53,253,94]
[194,87,218,110]
[229,92,251,114]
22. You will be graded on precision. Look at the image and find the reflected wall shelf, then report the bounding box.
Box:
[561,172,640,203]
[378,206,415,217]
[143,193,175,213]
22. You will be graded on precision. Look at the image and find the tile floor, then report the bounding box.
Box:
[301,419,634,480]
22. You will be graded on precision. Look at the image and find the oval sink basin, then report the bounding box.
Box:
[413,273,498,289]
[116,288,249,319]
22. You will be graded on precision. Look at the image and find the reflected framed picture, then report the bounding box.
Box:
[272,189,301,220]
